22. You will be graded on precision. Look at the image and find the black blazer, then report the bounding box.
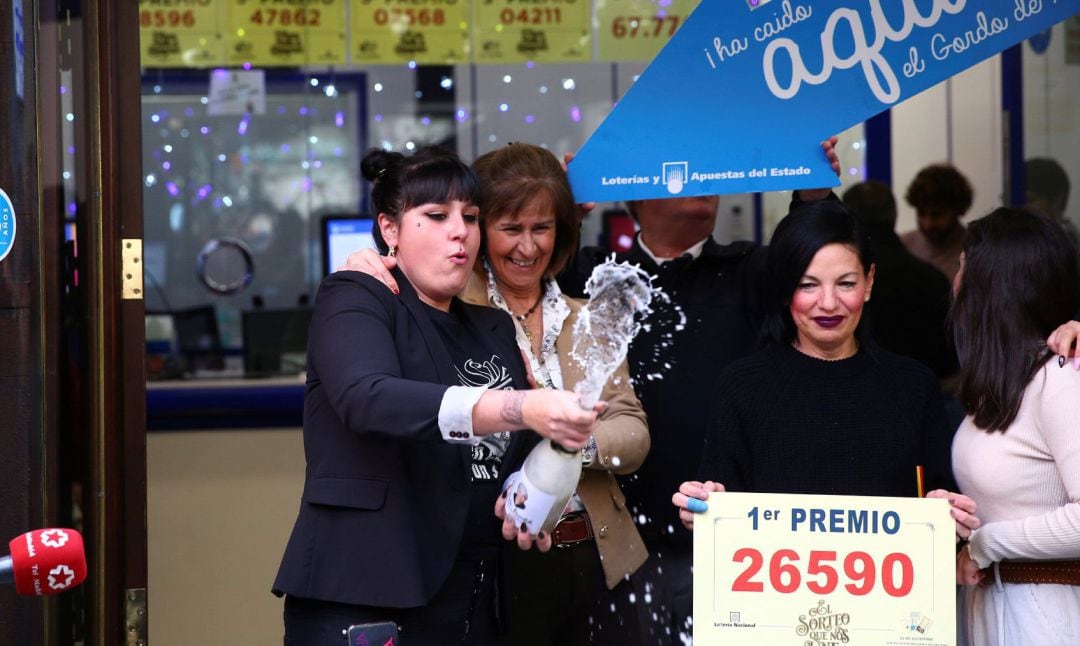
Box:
[273,268,535,608]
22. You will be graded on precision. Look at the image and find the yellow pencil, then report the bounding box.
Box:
[916,465,925,498]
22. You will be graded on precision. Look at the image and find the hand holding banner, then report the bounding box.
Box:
[568,0,1080,202]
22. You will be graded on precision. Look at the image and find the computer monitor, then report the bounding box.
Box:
[241,307,314,376]
[169,305,225,372]
[321,214,375,275]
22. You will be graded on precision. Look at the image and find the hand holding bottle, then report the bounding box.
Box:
[495,389,598,538]
[521,389,602,451]
[494,477,554,552]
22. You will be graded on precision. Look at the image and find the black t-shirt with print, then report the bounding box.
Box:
[425,300,515,560]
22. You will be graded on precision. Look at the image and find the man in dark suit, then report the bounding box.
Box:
[555,137,842,643]
[842,180,958,382]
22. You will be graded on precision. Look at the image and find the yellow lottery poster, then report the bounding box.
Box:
[472,0,590,64]
[351,0,470,65]
[226,0,346,67]
[694,492,956,646]
[139,0,225,68]
[595,0,699,62]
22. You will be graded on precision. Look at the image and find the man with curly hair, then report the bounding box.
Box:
[901,163,974,282]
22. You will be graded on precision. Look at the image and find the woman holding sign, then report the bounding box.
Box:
[673,201,979,526]
[950,208,1080,646]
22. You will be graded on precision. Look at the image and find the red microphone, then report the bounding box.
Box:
[0,529,87,596]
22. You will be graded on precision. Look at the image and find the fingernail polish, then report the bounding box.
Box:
[537,531,546,539]
[686,498,708,514]
[520,522,528,533]
[1060,355,1067,368]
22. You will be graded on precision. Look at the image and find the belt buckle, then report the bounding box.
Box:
[552,511,592,550]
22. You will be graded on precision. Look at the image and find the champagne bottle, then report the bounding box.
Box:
[505,259,655,535]
[512,440,582,534]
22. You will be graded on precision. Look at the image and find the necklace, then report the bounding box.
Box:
[508,292,543,351]
[510,292,543,323]
[791,340,858,362]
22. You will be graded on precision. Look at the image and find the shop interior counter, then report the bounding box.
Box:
[146,375,306,431]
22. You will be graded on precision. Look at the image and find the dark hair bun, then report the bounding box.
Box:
[361,148,403,182]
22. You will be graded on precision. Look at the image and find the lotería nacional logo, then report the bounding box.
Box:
[795,600,851,645]
[271,31,303,56]
[396,31,428,55]
[517,29,549,54]
[147,32,180,58]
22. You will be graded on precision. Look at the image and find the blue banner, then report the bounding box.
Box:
[568,0,1079,202]
[0,188,15,263]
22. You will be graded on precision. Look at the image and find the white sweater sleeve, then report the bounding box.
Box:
[968,369,1080,568]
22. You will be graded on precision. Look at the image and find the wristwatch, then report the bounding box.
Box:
[581,435,598,466]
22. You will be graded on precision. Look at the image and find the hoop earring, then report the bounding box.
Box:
[388,245,397,258]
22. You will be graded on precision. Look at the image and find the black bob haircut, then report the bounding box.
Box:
[760,200,875,349]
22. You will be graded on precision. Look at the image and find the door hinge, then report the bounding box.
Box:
[125,587,147,645]
[122,239,144,300]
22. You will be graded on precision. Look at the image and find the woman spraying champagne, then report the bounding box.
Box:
[273,146,601,645]
[341,143,651,644]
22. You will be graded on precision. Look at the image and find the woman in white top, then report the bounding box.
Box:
[951,207,1080,645]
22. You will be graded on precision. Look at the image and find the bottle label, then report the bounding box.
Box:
[502,469,558,535]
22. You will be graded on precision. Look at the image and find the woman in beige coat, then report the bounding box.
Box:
[342,142,650,645]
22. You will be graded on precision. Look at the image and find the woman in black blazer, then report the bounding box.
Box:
[273,147,600,645]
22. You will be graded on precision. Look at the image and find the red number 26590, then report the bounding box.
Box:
[731,548,914,597]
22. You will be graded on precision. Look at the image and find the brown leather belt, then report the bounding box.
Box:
[983,560,1080,585]
[551,511,594,549]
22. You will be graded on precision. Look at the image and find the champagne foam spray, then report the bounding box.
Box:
[572,258,667,407]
